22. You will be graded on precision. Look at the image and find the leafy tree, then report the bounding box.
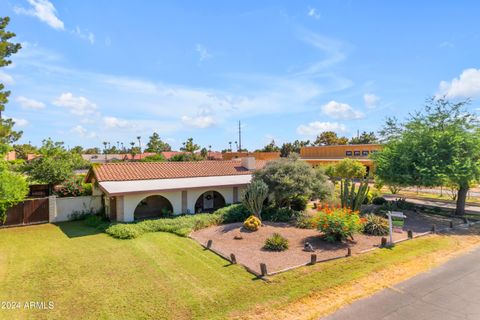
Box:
[0,17,22,146]
[13,143,37,160]
[84,147,100,154]
[242,180,269,220]
[349,131,378,144]
[372,98,480,215]
[253,154,332,208]
[169,153,204,162]
[139,154,166,162]
[280,140,310,157]
[333,158,367,179]
[313,131,348,146]
[145,132,171,153]
[0,17,28,221]
[180,138,200,154]
[200,147,208,158]
[25,139,89,186]
[258,140,280,152]
[0,169,28,222]
[70,145,84,154]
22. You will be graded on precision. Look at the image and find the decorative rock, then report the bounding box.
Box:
[233,234,243,240]
[303,241,314,252]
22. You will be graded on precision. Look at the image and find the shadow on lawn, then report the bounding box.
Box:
[55,221,103,238]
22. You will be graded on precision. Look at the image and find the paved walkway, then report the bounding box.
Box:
[323,246,480,320]
[383,195,480,215]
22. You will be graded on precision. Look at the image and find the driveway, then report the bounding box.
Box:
[383,194,480,215]
[323,246,480,320]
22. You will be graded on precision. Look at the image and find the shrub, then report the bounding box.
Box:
[317,205,362,242]
[290,195,308,211]
[295,213,318,229]
[262,206,299,222]
[243,215,261,231]
[263,233,289,251]
[106,224,144,239]
[362,214,389,236]
[372,196,387,205]
[214,203,249,223]
[84,214,110,230]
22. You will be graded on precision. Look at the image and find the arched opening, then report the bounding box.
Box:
[134,195,173,220]
[195,191,226,213]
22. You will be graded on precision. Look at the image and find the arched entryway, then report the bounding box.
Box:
[134,195,173,220]
[195,191,226,213]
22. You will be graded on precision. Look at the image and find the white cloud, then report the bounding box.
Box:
[73,26,95,45]
[0,71,14,85]
[103,116,130,128]
[16,96,46,110]
[14,0,64,30]
[363,93,379,109]
[181,115,216,128]
[321,100,364,120]
[11,117,29,127]
[307,7,320,19]
[437,68,480,98]
[53,92,98,116]
[297,121,347,136]
[71,125,96,138]
[195,44,212,62]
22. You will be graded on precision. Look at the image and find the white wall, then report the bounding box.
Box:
[119,186,244,222]
[52,196,103,222]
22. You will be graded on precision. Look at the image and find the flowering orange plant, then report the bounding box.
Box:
[317,206,362,242]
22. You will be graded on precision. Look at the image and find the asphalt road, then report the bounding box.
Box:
[323,246,480,320]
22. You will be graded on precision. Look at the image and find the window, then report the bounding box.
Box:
[345,151,353,156]
[362,150,369,156]
[354,151,361,156]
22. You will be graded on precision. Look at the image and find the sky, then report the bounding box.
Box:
[1,0,480,151]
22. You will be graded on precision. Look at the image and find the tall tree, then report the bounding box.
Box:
[0,17,22,147]
[258,140,280,152]
[145,132,172,153]
[280,140,310,157]
[13,143,37,160]
[349,131,378,144]
[0,17,28,221]
[313,131,348,146]
[373,98,480,215]
[180,138,200,154]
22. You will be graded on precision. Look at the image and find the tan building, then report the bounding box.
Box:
[223,151,280,161]
[300,144,382,174]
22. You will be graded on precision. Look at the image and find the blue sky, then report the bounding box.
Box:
[1,0,480,151]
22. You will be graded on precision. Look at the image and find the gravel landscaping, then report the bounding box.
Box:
[191,211,466,275]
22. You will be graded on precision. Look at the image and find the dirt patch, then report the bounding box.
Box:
[191,222,410,275]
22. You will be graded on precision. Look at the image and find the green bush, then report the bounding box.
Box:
[263,233,289,251]
[317,207,363,242]
[262,206,299,222]
[290,195,308,211]
[295,213,318,229]
[362,214,389,236]
[106,224,144,239]
[84,214,110,230]
[372,196,387,205]
[214,204,249,223]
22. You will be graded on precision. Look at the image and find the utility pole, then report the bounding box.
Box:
[238,120,242,151]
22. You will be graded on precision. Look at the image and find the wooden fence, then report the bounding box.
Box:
[1,198,49,227]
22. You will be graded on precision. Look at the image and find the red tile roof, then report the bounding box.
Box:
[88,160,267,182]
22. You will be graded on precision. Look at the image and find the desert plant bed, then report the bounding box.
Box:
[191,222,410,275]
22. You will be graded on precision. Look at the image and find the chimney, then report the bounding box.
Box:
[241,157,256,170]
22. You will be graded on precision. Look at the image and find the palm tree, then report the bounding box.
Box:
[137,136,142,154]
[228,141,232,152]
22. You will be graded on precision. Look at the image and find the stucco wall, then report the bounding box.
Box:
[53,196,103,222]
[118,186,245,222]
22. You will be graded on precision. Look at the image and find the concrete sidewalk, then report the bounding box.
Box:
[323,246,480,320]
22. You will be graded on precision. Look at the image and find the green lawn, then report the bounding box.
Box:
[0,221,475,319]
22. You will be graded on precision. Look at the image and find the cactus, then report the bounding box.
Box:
[242,180,269,220]
[340,178,370,211]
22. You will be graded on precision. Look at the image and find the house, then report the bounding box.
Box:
[300,144,382,174]
[85,158,266,222]
[4,150,16,161]
[82,153,157,163]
